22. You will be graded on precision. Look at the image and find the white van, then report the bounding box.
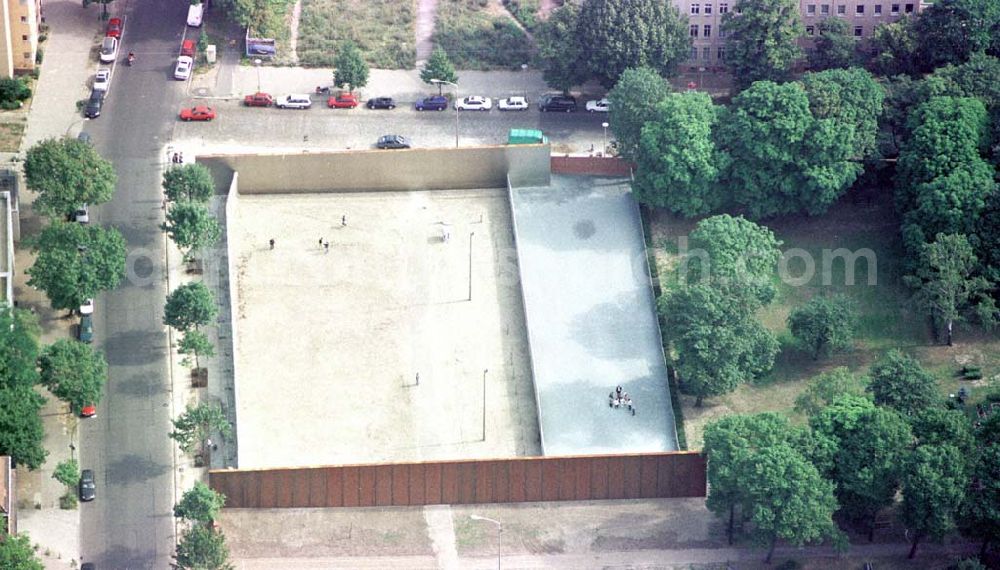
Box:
[187,3,203,27]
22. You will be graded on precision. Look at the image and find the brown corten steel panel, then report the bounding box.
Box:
[558,458,578,501]
[574,458,591,499]
[259,470,278,508]
[359,466,377,507]
[326,466,343,507]
[275,471,294,507]
[392,464,409,505]
[494,461,511,503]
[409,464,425,506]
[424,463,442,505]
[607,457,625,500]
[374,465,393,506]
[291,470,311,507]
[309,469,327,507]
[457,462,477,504]
[541,460,561,501]
[441,463,460,504]
[640,456,659,498]
[524,461,543,502]
[244,471,262,508]
[342,467,360,507]
[475,461,494,504]
[509,460,526,503]
[623,456,642,499]
[590,457,609,500]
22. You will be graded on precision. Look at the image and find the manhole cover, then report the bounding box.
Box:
[193,88,210,97]
[574,219,596,239]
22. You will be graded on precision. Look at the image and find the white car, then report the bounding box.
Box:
[454,96,492,111]
[498,96,528,111]
[275,94,312,109]
[187,3,204,27]
[99,37,118,63]
[79,298,94,315]
[93,69,111,91]
[586,98,610,113]
[174,56,193,80]
[74,203,90,224]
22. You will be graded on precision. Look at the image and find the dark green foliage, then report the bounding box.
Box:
[914,0,1000,72]
[24,137,116,220]
[38,339,107,415]
[901,444,969,559]
[163,164,215,203]
[502,0,539,30]
[683,214,782,304]
[52,458,80,487]
[332,40,369,90]
[0,533,44,570]
[910,408,975,457]
[867,349,940,416]
[869,17,920,77]
[959,443,1000,557]
[433,2,531,71]
[174,526,234,570]
[801,67,885,160]
[0,78,31,107]
[420,47,458,87]
[607,66,671,161]
[534,3,587,92]
[175,481,226,525]
[26,223,127,312]
[0,308,41,391]
[808,18,856,71]
[722,0,802,90]
[787,295,857,359]
[169,402,232,455]
[178,330,215,370]
[0,385,48,470]
[161,201,222,262]
[164,282,218,333]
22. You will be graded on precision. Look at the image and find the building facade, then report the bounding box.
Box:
[0,0,42,78]
[671,1,925,70]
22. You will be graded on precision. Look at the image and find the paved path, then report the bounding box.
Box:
[414,0,439,66]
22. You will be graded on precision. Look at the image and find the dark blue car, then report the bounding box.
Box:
[415,96,448,111]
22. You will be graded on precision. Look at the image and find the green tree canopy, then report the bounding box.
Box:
[959,443,1000,558]
[174,526,234,570]
[633,91,727,216]
[808,18,856,71]
[718,80,860,218]
[914,0,1000,71]
[169,402,232,454]
[869,16,920,77]
[607,66,671,161]
[38,339,107,414]
[163,164,215,203]
[801,67,885,161]
[164,282,218,333]
[178,329,215,371]
[866,349,939,416]
[420,47,457,89]
[576,0,690,88]
[162,201,222,262]
[175,481,227,525]
[910,407,975,457]
[52,458,80,487]
[534,3,587,92]
[722,0,802,90]
[24,137,116,220]
[0,308,41,391]
[901,443,969,559]
[0,533,44,570]
[26,223,127,312]
[788,295,857,359]
[661,283,779,406]
[683,214,782,305]
[793,367,867,417]
[0,385,48,469]
[333,40,369,90]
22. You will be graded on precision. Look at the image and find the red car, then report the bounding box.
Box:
[179,105,216,121]
[181,39,196,57]
[80,405,97,418]
[106,17,122,39]
[327,93,358,109]
[243,92,273,107]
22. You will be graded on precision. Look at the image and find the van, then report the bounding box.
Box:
[539,94,577,112]
[187,3,203,27]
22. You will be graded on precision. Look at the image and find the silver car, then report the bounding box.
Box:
[99,37,118,63]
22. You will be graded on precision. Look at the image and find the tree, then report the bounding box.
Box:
[26,223,127,312]
[23,137,116,220]
[906,234,998,346]
[718,80,860,218]
[576,0,690,88]
[911,407,976,456]
[178,330,215,371]
[0,385,48,469]
[175,481,226,526]
[38,339,107,414]
[164,282,218,333]
[420,47,457,93]
[0,533,44,570]
[808,18,856,71]
[607,67,671,161]
[810,395,912,540]
[333,40,369,90]
[901,443,968,559]
[788,295,857,359]
[633,91,727,216]
[866,350,939,416]
[722,0,802,90]
[162,201,222,262]
[960,443,1000,557]
[163,164,215,203]
[794,367,867,417]
[174,526,234,570]
[52,458,80,487]
[801,67,885,161]
[914,0,1000,72]
[0,308,41,390]
[169,402,232,455]
[683,214,782,305]
[661,283,779,406]
[869,16,920,76]
[534,3,587,92]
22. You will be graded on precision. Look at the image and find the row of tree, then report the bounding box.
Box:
[704,353,1000,562]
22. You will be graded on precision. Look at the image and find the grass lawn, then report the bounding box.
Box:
[0,117,26,152]
[297,0,415,68]
[650,197,1000,449]
[434,0,533,70]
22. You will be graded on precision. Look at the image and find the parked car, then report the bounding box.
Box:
[80,298,94,315]
[79,469,96,501]
[79,314,94,344]
[366,97,395,110]
[247,42,275,57]
[455,96,492,111]
[415,95,448,111]
[187,3,203,26]
[174,56,193,80]
[105,17,122,38]
[586,98,610,113]
[92,69,111,92]
[75,203,90,224]
[243,92,273,107]
[327,93,358,109]
[179,105,216,121]
[99,37,118,63]
[498,96,528,111]
[81,563,95,570]
[376,135,411,149]
[80,404,97,418]
[539,94,577,112]
[84,90,104,119]
[77,132,92,145]
[275,94,312,109]
[180,39,196,57]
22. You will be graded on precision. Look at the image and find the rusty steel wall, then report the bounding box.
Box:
[550,156,635,177]
[210,452,706,509]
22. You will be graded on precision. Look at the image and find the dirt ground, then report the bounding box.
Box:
[231,188,540,469]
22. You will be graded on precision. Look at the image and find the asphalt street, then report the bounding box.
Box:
[77,0,190,567]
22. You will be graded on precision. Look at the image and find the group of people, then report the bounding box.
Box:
[170,152,184,164]
[608,385,636,416]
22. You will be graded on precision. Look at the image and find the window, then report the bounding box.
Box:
[719,3,729,14]
[717,46,726,61]
[807,4,816,15]
[691,3,700,14]
[19,16,26,22]
[690,47,698,61]
[874,4,882,15]
[703,47,711,60]
[837,5,846,15]
[23,52,30,59]
[704,25,711,38]
[719,28,727,38]
[904,3,914,13]
[891,4,900,14]
[806,25,815,35]
[705,4,713,15]
[690,24,699,37]
[854,26,863,36]
[821,4,830,15]
[856,5,865,14]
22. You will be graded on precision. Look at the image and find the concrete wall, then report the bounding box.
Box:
[550,156,634,177]
[198,145,551,195]
[223,172,241,467]
[211,451,706,508]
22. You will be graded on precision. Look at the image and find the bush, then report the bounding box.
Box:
[35,48,43,65]
[503,0,540,30]
[961,366,983,380]
[52,458,80,487]
[59,491,78,510]
[0,78,31,106]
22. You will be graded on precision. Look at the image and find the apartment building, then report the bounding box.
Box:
[672,1,924,70]
[0,0,42,78]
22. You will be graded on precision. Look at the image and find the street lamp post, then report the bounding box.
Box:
[481,368,488,442]
[431,78,459,148]
[601,122,609,156]
[468,231,475,301]
[470,515,501,570]
[520,63,528,99]
[254,58,263,93]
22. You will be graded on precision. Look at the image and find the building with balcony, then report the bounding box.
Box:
[0,0,42,78]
